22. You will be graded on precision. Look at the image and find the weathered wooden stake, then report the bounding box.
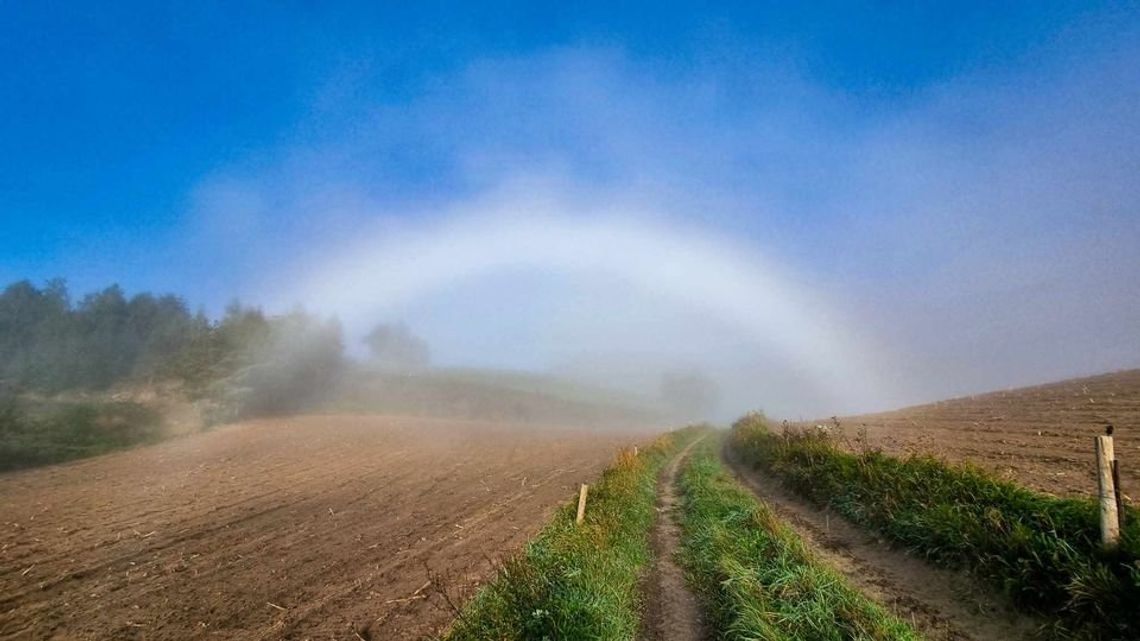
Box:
[575,484,589,525]
[1113,459,1125,529]
[1095,435,1120,550]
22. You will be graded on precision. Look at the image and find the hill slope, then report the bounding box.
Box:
[323,367,659,428]
[808,369,1140,499]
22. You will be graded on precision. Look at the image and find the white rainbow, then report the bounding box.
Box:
[291,205,887,412]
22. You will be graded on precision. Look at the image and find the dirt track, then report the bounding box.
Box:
[0,415,650,640]
[816,369,1140,499]
[640,437,706,641]
[724,449,1039,641]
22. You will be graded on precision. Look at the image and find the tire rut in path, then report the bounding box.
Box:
[640,437,709,641]
[722,446,1042,641]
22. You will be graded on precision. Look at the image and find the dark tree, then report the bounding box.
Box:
[363,322,430,370]
[0,280,346,419]
[225,310,345,417]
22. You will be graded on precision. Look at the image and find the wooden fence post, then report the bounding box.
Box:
[576,484,589,525]
[1113,459,1124,529]
[1095,434,1120,550]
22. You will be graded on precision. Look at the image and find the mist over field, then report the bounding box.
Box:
[4,4,1139,420]
[199,27,1138,418]
[7,6,1140,640]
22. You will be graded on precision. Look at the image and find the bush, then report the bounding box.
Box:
[729,413,1140,640]
[0,394,164,471]
[204,309,345,422]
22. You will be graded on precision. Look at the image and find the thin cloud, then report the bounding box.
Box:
[180,29,1139,417]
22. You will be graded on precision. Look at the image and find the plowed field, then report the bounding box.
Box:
[0,415,648,640]
[826,369,1140,499]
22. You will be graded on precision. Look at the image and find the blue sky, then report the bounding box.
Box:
[2,1,1123,276]
[2,2,1139,413]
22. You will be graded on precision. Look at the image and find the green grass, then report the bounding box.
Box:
[443,426,704,640]
[677,436,922,641]
[729,412,1140,640]
[0,394,164,471]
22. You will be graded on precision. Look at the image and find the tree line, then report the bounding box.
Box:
[0,279,345,417]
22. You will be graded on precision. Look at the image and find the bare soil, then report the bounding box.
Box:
[0,415,650,640]
[640,437,707,641]
[724,449,1042,641]
[806,369,1140,499]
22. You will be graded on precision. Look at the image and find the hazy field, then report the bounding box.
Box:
[0,415,651,640]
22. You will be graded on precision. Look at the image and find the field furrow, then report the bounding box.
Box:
[0,415,650,640]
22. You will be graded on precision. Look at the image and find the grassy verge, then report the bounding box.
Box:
[729,412,1140,640]
[678,436,922,641]
[443,426,704,640]
[0,394,164,471]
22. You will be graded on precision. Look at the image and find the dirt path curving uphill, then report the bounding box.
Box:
[723,447,1042,641]
[641,436,708,641]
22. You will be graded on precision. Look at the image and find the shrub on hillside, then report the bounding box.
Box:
[205,310,345,422]
[0,393,164,471]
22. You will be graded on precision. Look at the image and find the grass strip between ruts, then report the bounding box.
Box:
[677,435,922,641]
